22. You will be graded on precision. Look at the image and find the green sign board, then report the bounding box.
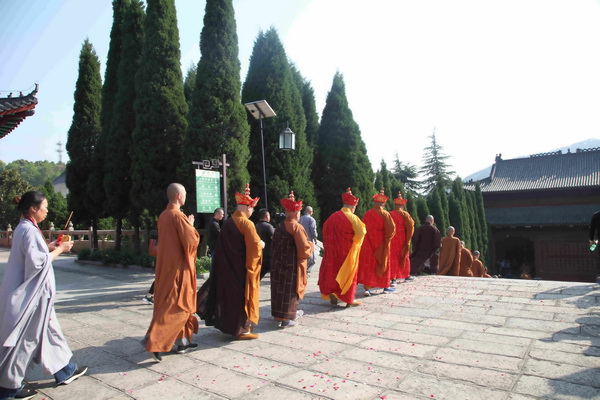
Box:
[195,169,221,213]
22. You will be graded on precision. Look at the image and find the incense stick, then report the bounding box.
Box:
[63,211,73,231]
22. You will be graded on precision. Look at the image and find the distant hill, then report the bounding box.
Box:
[463,138,600,182]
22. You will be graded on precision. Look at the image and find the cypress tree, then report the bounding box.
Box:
[66,39,102,228]
[104,0,145,250]
[179,0,250,211]
[420,130,454,193]
[427,183,448,233]
[474,183,489,260]
[41,180,68,230]
[448,178,471,246]
[183,64,196,111]
[131,0,188,218]
[415,194,429,226]
[314,72,374,219]
[374,159,394,210]
[290,64,320,149]
[465,189,480,251]
[86,0,128,249]
[406,190,420,228]
[241,28,316,213]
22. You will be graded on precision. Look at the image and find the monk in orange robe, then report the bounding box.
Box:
[437,226,461,276]
[270,192,314,328]
[318,188,366,307]
[357,189,396,296]
[458,241,474,277]
[389,192,415,283]
[144,183,200,362]
[204,184,263,340]
[471,251,491,278]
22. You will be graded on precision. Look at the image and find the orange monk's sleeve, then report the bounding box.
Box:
[174,212,200,258]
[375,210,396,276]
[287,221,313,299]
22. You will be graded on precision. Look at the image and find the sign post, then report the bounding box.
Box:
[195,169,221,213]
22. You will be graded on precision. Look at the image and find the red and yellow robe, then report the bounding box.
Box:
[318,207,366,304]
[146,204,200,352]
[389,208,414,279]
[357,205,396,288]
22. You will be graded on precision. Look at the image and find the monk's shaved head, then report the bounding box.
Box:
[167,183,186,202]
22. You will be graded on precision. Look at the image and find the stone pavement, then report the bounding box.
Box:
[0,248,599,400]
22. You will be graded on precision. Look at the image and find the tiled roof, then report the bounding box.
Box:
[473,149,600,192]
[486,204,598,227]
[0,84,38,139]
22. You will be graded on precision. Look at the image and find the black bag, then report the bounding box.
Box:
[196,277,211,320]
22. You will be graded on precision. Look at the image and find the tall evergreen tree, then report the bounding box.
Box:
[392,153,420,192]
[290,63,320,149]
[41,180,68,230]
[131,0,188,218]
[415,194,429,226]
[465,189,480,251]
[241,28,316,213]
[0,169,33,230]
[313,72,373,219]
[427,183,448,233]
[448,178,472,246]
[179,0,250,212]
[374,159,395,210]
[183,63,197,111]
[104,0,145,250]
[420,130,454,193]
[87,0,129,248]
[406,190,420,227]
[474,183,489,260]
[66,39,102,228]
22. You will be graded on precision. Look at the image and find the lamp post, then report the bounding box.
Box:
[244,100,276,210]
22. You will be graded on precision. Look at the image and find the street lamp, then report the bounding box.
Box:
[279,123,295,151]
[244,100,276,210]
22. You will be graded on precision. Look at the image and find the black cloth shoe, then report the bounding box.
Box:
[14,385,37,400]
[175,343,198,354]
[149,352,162,362]
[61,366,88,385]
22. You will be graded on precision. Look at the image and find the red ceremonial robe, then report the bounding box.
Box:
[318,208,366,304]
[357,206,396,288]
[389,209,414,280]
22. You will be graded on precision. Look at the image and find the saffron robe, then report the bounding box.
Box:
[357,206,396,288]
[318,208,366,304]
[146,204,200,352]
[471,259,491,278]
[458,247,474,277]
[0,219,72,389]
[204,210,262,336]
[389,209,415,280]
[437,236,462,276]
[270,219,314,320]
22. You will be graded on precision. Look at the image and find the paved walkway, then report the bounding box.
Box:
[0,248,599,400]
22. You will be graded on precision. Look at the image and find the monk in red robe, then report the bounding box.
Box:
[357,189,396,296]
[270,192,314,328]
[203,184,263,340]
[437,226,461,276]
[458,241,474,277]
[145,183,200,362]
[471,251,491,278]
[318,188,366,307]
[389,192,415,284]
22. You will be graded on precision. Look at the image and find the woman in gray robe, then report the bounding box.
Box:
[0,191,87,400]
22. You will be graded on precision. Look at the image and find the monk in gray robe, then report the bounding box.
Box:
[0,191,87,400]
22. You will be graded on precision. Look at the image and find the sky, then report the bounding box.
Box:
[1,0,600,179]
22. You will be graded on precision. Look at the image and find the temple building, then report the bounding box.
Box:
[466,148,600,282]
[0,84,39,139]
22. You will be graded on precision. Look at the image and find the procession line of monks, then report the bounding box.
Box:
[142,184,491,362]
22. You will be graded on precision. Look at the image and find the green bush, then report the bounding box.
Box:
[136,253,155,269]
[77,247,92,260]
[196,256,210,274]
[89,249,104,261]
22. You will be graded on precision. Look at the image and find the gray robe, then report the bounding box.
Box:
[0,219,71,389]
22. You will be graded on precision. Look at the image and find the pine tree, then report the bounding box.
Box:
[406,190,420,227]
[179,0,250,212]
[41,180,68,230]
[290,64,320,149]
[392,153,420,192]
[241,28,316,213]
[313,72,374,219]
[427,183,448,233]
[66,39,102,228]
[374,159,395,210]
[465,189,481,252]
[415,195,429,226]
[131,0,188,218]
[448,178,472,246]
[104,0,145,250]
[420,130,454,193]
